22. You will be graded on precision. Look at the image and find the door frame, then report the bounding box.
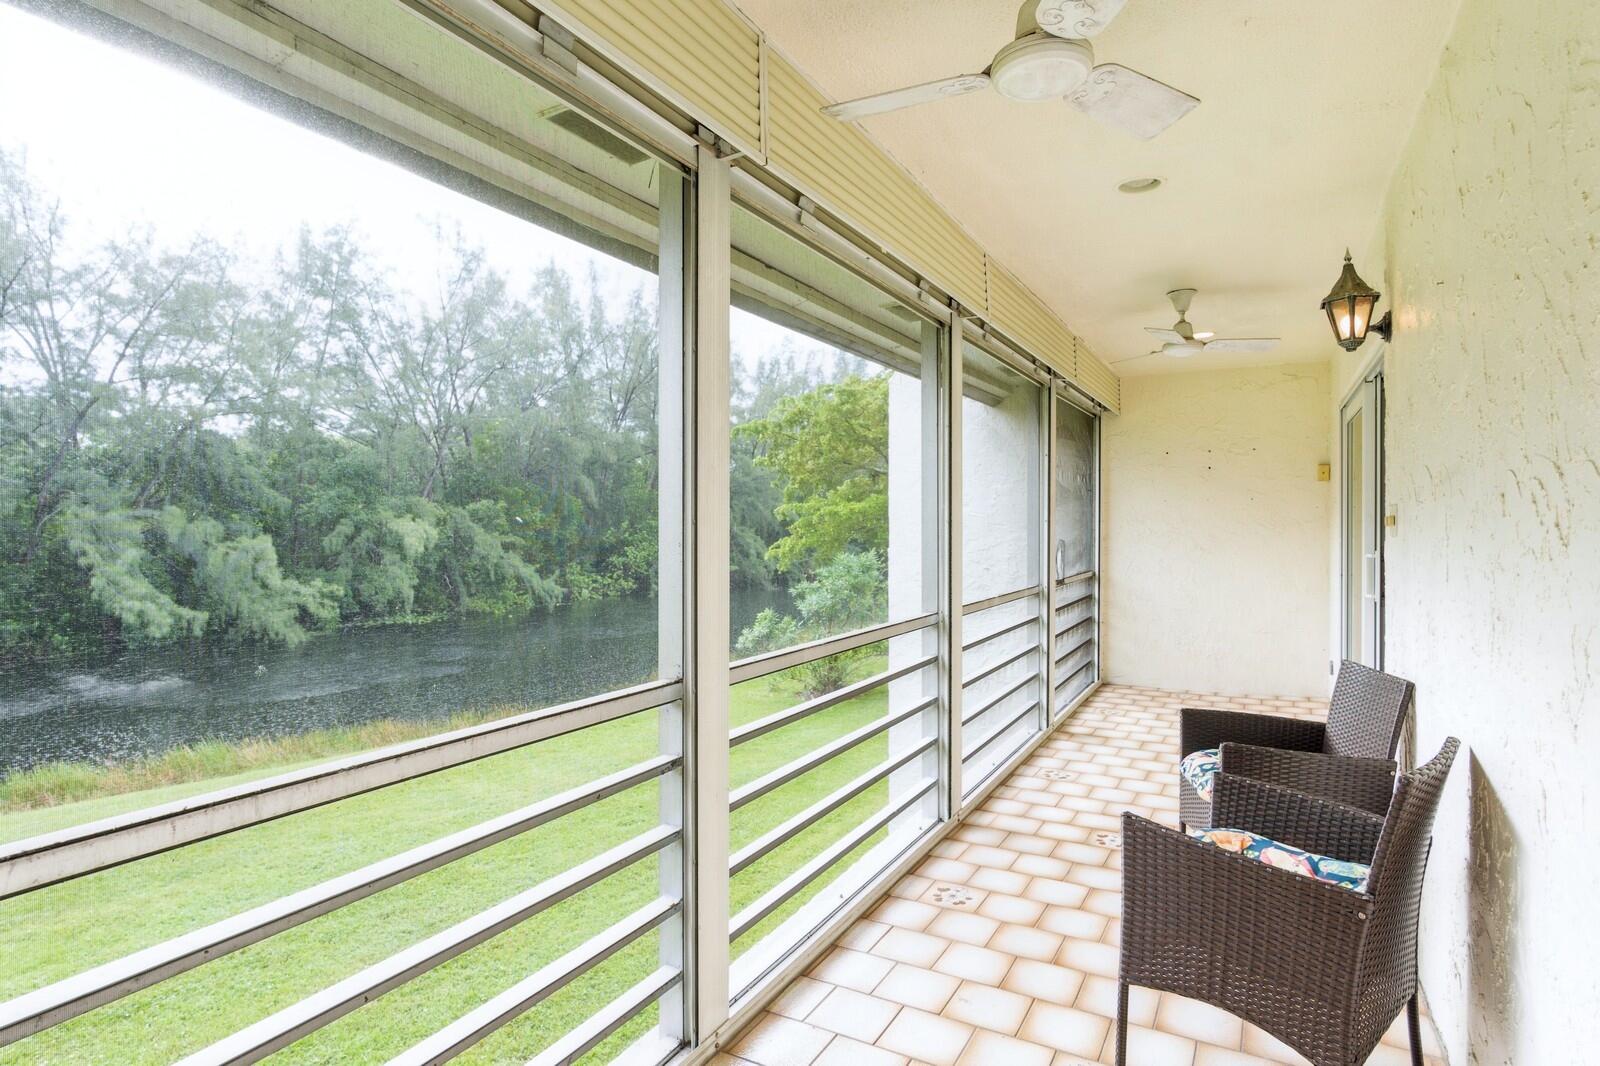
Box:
[1339,358,1385,668]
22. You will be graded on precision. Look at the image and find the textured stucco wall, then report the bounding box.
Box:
[1362,0,1600,1060]
[1102,363,1332,698]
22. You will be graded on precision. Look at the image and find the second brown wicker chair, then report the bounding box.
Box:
[1118,736,1460,1066]
[1178,660,1415,831]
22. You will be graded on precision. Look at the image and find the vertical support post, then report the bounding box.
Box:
[941,314,964,814]
[1091,408,1103,689]
[663,144,731,1045]
[888,319,943,828]
[655,164,691,1045]
[1041,386,1057,724]
[691,143,733,1038]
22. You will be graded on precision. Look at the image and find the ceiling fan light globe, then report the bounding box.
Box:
[1163,341,1202,358]
[991,34,1094,102]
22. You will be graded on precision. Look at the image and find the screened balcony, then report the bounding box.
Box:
[0,1,1593,1065]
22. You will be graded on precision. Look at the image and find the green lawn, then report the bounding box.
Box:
[0,652,913,1064]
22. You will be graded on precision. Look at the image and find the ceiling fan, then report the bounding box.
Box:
[1114,289,1281,363]
[819,0,1198,140]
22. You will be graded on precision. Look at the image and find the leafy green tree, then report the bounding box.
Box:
[734,374,889,574]
[735,549,886,696]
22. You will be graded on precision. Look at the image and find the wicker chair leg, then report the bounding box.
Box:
[1407,994,1423,1066]
[1114,981,1129,1066]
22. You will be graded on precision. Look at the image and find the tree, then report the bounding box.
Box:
[734,549,886,697]
[734,373,890,574]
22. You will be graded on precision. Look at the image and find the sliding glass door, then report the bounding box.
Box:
[1053,392,1100,713]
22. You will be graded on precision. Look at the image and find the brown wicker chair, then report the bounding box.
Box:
[1179,660,1415,831]
[1118,737,1460,1066]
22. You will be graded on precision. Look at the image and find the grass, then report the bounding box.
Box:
[0,651,912,1064]
[0,711,515,814]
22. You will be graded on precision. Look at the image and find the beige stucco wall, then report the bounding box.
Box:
[1344,0,1600,1060]
[1102,363,1332,698]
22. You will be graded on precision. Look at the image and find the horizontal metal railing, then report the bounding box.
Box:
[173,826,678,1065]
[1055,636,1093,669]
[729,778,937,940]
[729,614,937,686]
[960,584,1039,617]
[387,898,680,1065]
[962,643,1035,690]
[525,965,682,1066]
[725,613,945,976]
[730,737,937,877]
[961,672,1036,727]
[730,696,937,812]
[962,614,1036,653]
[1056,569,1095,587]
[1055,592,1093,615]
[1055,658,1094,693]
[1055,614,1094,642]
[0,755,678,1047]
[730,654,937,748]
[963,700,1042,770]
[0,676,682,899]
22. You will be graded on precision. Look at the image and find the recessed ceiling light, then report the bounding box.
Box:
[1118,177,1163,194]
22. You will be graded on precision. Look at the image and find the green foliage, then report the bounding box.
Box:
[62,505,208,642]
[735,549,887,697]
[734,374,890,573]
[0,146,894,663]
[0,151,682,659]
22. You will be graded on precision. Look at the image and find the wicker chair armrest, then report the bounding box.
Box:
[1179,706,1325,757]
[1119,814,1373,1022]
[1220,743,1398,816]
[1210,769,1385,864]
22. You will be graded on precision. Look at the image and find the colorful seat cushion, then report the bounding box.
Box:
[1187,827,1371,893]
[1180,748,1221,802]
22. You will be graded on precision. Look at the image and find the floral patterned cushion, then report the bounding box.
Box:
[1187,827,1372,893]
[1179,748,1221,801]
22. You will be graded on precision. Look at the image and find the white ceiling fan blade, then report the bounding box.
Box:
[1144,327,1183,344]
[1203,338,1281,353]
[1067,64,1199,140]
[1110,350,1161,366]
[1035,0,1129,39]
[821,74,990,121]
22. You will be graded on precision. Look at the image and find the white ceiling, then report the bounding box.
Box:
[729,0,1461,375]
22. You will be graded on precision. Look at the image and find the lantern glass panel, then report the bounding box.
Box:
[1352,294,1375,339]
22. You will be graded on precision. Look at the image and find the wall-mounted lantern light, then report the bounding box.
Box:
[1320,251,1392,352]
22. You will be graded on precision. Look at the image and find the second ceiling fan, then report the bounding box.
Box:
[1114,288,1281,364]
[820,0,1198,140]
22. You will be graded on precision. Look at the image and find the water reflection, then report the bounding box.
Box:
[0,590,786,774]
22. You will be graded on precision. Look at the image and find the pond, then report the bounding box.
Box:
[0,589,790,775]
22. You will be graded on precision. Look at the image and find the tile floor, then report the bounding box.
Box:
[719,684,1448,1066]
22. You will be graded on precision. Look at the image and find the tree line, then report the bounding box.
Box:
[0,149,891,666]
